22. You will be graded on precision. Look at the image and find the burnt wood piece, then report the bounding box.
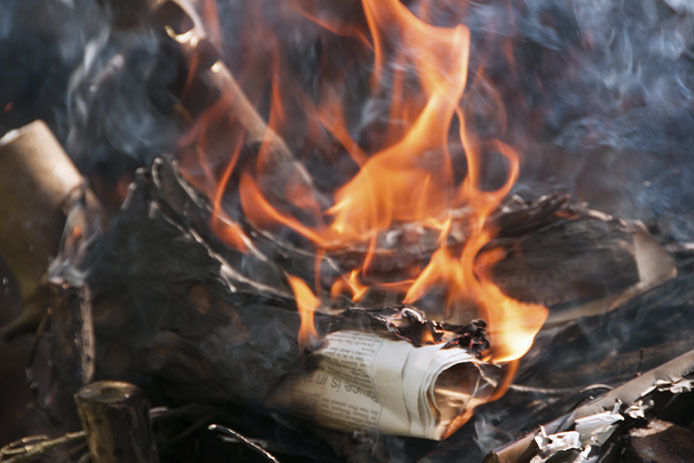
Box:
[522,339,693,390]
[177,38,323,209]
[484,348,694,463]
[513,269,694,392]
[0,432,86,463]
[208,424,280,463]
[236,190,671,323]
[489,214,640,307]
[75,381,158,463]
[624,420,694,463]
[219,192,657,324]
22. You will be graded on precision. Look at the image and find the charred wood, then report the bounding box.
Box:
[484,348,694,463]
[515,271,694,391]
[208,424,279,463]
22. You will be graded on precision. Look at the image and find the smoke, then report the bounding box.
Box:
[0,0,95,139]
[479,0,694,240]
[66,25,181,180]
[2,0,694,231]
[0,0,181,207]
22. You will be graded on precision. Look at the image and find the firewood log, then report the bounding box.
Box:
[0,121,83,339]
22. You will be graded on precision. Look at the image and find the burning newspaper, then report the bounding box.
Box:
[268,330,499,440]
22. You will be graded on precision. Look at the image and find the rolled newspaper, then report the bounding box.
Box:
[268,330,500,440]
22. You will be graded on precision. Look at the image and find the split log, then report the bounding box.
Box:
[75,381,158,463]
[49,159,307,407]
[513,266,694,392]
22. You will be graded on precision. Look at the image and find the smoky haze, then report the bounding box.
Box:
[1,0,693,234]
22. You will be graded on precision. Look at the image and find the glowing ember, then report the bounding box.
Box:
[179,0,548,365]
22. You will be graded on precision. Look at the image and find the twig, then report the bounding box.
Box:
[0,432,85,463]
[208,424,280,463]
[508,383,612,395]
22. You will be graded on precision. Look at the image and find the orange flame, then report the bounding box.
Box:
[179,0,547,365]
[330,269,369,301]
[287,274,320,348]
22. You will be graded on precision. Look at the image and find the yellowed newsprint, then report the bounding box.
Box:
[268,330,499,440]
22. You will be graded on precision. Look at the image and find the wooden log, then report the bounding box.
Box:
[0,121,83,339]
[48,161,302,407]
[167,0,326,210]
[75,381,158,463]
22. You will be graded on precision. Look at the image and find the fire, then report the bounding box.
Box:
[330,269,368,301]
[286,274,320,348]
[179,0,548,364]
